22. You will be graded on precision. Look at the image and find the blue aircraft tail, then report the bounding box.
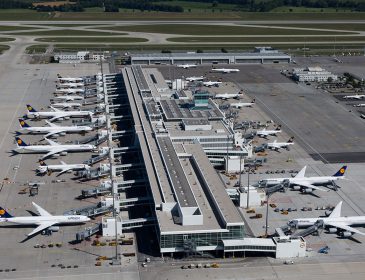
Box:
[26,104,37,113]
[0,207,13,218]
[19,119,30,128]
[334,166,347,177]
[15,137,28,147]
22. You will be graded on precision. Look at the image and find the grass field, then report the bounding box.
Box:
[0,25,42,32]
[263,24,365,32]
[25,44,49,54]
[0,45,10,54]
[270,6,352,13]
[35,37,148,43]
[0,38,15,42]
[9,30,123,36]
[167,36,365,43]
[96,24,353,35]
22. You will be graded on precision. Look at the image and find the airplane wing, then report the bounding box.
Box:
[45,120,58,127]
[57,167,72,176]
[325,222,365,236]
[27,222,56,236]
[32,202,52,216]
[44,130,64,138]
[41,148,66,160]
[44,138,60,146]
[295,181,329,192]
[49,115,64,122]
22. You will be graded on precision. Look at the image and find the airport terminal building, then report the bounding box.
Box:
[130,49,291,66]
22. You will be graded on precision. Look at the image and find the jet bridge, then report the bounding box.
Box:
[291,220,324,238]
[80,178,147,198]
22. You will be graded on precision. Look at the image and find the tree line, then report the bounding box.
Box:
[1,0,365,12]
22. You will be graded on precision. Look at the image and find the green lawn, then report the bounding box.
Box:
[0,38,15,42]
[96,24,352,36]
[35,37,148,43]
[0,25,42,32]
[270,6,352,13]
[25,44,48,54]
[167,36,365,43]
[9,30,124,36]
[0,45,10,54]
[263,24,365,32]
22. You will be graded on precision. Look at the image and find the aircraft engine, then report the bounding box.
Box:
[292,185,301,191]
[65,117,70,120]
[60,152,68,156]
[328,227,337,233]
[48,226,60,232]
[301,188,313,193]
[60,132,66,136]
[339,231,353,238]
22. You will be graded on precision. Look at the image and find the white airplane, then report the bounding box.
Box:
[15,137,96,160]
[57,74,83,83]
[231,99,255,108]
[177,64,197,69]
[55,88,85,95]
[54,95,84,102]
[50,102,82,109]
[353,103,365,107]
[186,76,204,82]
[56,82,84,89]
[267,137,294,151]
[288,201,365,237]
[203,81,222,87]
[36,160,90,176]
[343,94,365,100]
[18,119,92,138]
[26,104,93,122]
[0,202,90,237]
[259,165,347,193]
[256,125,282,138]
[215,93,240,100]
[211,68,240,73]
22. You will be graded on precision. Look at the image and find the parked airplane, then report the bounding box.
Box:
[54,95,84,102]
[267,137,294,151]
[353,103,365,107]
[211,68,240,73]
[177,64,197,69]
[256,125,282,138]
[0,202,90,237]
[215,93,240,100]
[26,104,93,122]
[343,94,365,100]
[288,201,365,237]
[50,102,82,109]
[186,76,204,82]
[15,137,96,160]
[231,99,255,108]
[37,160,90,176]
[56,82,84,89]
[57,74,83,83]
[259,165,347,193]
[55,88,85,95]
[18,119,92,138]
[203,81,222,87]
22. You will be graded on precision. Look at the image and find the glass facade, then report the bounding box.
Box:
[160,225,244,251]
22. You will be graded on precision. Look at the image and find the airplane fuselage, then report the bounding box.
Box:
[0,215,89,225]
[17,144,95,154]
[20,125,92,134]
[263,175,344,186]
[28,111,92,119]
[292,216,365,228]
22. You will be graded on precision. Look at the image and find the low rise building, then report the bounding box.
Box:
[293,66,338,82]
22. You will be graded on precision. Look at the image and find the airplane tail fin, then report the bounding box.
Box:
[26,104,37,113]
[15,137,28,147]
[0,207,13,218]
[275,125,282,131]
[329,201,342,218]
[19,119,30,128]
[295,166,307,178]
[287,136,294,143]
[334,166,347,177]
